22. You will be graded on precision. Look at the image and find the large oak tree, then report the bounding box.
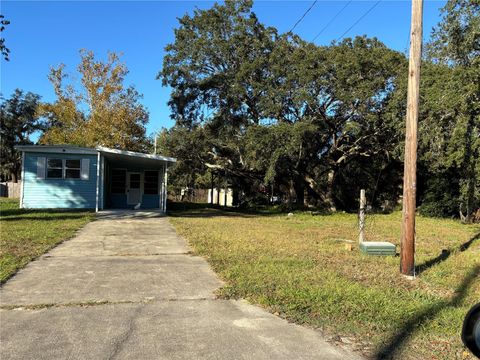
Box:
[161,0,406,209]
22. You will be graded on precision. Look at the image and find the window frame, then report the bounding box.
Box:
[46,158,64,179]
[46,158,82,180]
[111,168,127,194]
[65,159,81,179]
[144,171,159,195]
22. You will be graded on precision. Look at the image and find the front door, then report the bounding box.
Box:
[127,173,142,205]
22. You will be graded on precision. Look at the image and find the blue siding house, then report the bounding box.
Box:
[16,145,176,212]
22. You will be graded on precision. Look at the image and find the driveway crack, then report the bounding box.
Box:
[107,305,143,360]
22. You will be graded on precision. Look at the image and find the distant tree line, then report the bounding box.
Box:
[158,0,479,221]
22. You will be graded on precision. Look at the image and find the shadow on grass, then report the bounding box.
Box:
[167,202,281,218]
[375,264,480,359]
[168,209,248,218]
[0,208,28,217]
[0,208,93,221]
[1,214,91,222]
[416,231,480,275]
[167,201,342,219]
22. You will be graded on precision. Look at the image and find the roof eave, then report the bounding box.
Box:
[14,145,177,164]
[96,146,177,163]
[14,145,98,155]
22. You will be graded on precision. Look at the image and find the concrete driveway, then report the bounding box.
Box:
[0,211,363,360]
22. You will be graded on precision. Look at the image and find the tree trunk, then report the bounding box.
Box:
[304,174,322,207]
[463,115,476,223]
[326,169,337,212]
[305,185,320,207]
[11,172,18,183]
[287,179,296,208]
[464,163,475,223]
[294,178,305,208]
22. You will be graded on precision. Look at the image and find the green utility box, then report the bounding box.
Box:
[360,241,396,256]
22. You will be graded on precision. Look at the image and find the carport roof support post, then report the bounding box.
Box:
[163,165,168,213]
[95,151,100,212]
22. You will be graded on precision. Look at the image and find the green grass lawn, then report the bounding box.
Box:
[169,206,480,360]
[0,198,94,283]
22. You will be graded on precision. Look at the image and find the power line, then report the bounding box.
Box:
[312,0,353,42]
[336,0,381,42]
[289,0,318,33]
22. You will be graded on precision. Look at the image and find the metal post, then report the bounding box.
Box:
[19,151,25,209]
[95,152,100,212]
[163,165,168,212]
[157,170,163,209]
[359,189,366,244]
[100,155,105,210]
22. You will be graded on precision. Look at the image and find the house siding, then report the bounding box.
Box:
[22,152,98,209]
[142,194,160,209]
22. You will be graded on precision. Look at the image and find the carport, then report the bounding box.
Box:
[98,147,176,211]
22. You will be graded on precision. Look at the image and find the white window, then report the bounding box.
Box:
[65,159,81,179]
[46,159,63,179]
[46,159,82,179]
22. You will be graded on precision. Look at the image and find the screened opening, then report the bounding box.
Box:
[144,171,159,194]
[129,173,141,189]
[111,169,126,194]
[65,159,81,179]
[47,159,63,178]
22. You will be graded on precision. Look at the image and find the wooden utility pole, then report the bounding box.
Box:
[401,0,423,276]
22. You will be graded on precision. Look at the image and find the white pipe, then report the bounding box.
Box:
[163,165,168,213]
[359,189,366,244]
[95,152,100,212]
[157,170,163,209]
[19,151,25,208]
[100,155,105,210]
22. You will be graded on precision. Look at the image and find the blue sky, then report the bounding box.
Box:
[1,0,446,138]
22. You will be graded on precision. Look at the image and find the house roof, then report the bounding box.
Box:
[14,145,177,164]
[96,146,176,163]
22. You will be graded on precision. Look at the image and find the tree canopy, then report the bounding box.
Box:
[417,0,480,219]
[0,89,42,182]
[40,50,149,152]
[160,0,410,211]
[0,14,10,61]
[159,0,479,219]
